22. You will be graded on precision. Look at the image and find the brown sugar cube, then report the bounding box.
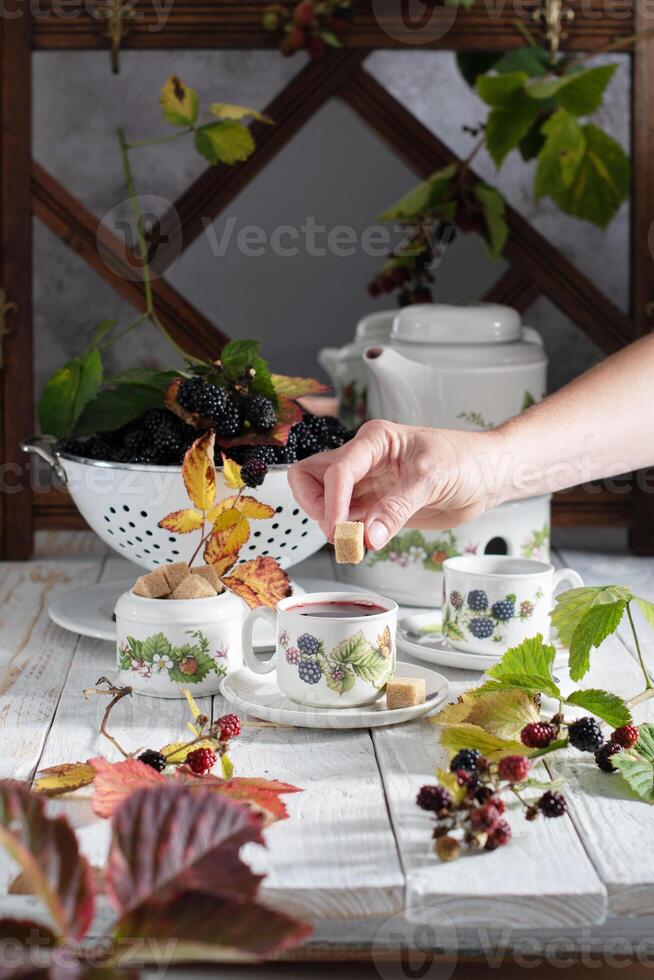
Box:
[191,564,225,593]
[132,568,171,599]
[171,574,217,600]
[334,521,365,564]
[386,677,426,709]
[163,561,190,592]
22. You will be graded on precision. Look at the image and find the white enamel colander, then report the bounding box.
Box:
[23,437,326,571]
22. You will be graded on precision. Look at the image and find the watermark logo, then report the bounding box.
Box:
[97,195,181,282]
[370,0,458,45]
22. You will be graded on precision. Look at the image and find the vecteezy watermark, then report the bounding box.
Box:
[371,908,458,980]
[1,0,175,31]
[97,195,182,283]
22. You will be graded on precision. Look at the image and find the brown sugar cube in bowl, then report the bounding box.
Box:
[334,521,365,564]
[132,568,171,599]
[171,575,217,600]
[191,564,224,593]
[163,561,190,592]
[386,677,426,709]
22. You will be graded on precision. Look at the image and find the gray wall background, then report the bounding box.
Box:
[33,49,630,402]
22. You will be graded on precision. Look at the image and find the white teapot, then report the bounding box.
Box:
[364,303,547,430]
[318,311,394,429]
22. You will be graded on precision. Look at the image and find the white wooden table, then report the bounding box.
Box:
[3,531,654,975]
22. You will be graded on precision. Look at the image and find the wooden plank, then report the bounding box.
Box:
[372,680,607,929]
[0,13,33,559]
[340,68,634,356]
[552,485,633,528]
[32,0,633,50]
[482,268,539,314]
[156,51,366,262]
[31,163,227,361]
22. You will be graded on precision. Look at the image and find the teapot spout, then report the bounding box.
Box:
[364,346,426,424]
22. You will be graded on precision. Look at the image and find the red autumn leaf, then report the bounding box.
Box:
[223,557,292,609]
[271,373,330,398]
[174,770,302,823]
[105,784,264,917]
[114,889,311,960]
[217,396,303,448]
[89,757,166,819]
[0,781,95,941]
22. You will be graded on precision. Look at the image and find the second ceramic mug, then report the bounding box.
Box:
[241,591,398,707]
[442,555,583,655]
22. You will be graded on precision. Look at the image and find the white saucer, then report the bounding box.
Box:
[47,576,366,646]
[398,610,570,672]
[220,660,449,729]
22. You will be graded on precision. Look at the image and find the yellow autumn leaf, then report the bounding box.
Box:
[158,508,204,534]
[439,724,525,761]
[184,688,201,720]
[204,520,249,569]
[213,509,242,532]
[209,495,275,522]
[221,454,245,490]
[160,739,217,764]
[183,431,216,512]
[431,689,540,741]
[209,102,273,124]
[223,557,291,609]
[161,76,200,127]
[435,769,467,806]
[33,762,96,796]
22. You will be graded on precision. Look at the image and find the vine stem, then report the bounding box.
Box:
[125,127,193,149]
[627,688,654,711]
[626,601,654,691]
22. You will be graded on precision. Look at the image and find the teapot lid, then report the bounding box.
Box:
[392,303,522,344]
[355,311,395,342]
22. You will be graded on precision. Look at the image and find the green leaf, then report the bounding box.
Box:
[485,94,541,168]
[535,110,587,195]
[87,318,117,351]
[477,71,529,107]
[219,339,277,403]
[209,102,273,124]
[493,46,551,78]
[636,597,654,627]
[519,116,549,161]
[330,631,374,666]
[565,689,631,728]
[551,585,633,647]
[161,76,200,127]
[221,754,234,779]
[380,165,457,221]
[527,64,617,116]
[325,669,356,695]
[474,183,508,257]
[456,52,499,87]
[476,635,561,699]
[105,368,180,390]
[38,348,103,439]
[568,599,628,682]
[439,723,525,761]
[74,382,165,435]
[194,120,255,165]
[614,724,654,803]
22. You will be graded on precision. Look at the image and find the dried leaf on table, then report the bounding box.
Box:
[90,757,166,819]
[33,762,97,797]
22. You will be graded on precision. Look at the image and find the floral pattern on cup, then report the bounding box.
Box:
[368,529,459,572]
[442,589,543,646]
[520,522,550,561]
[118,628,229,685]
[278,626,394,695]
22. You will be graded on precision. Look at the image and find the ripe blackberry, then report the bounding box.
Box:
[538,790,567,818]
[248,446,278,464]
[416,785,452,813]
[521,722,556,749]
[241,456,268,488]
[612,724,639,749]
[449,590,464,609]
[595,741,623,773]
[298,660,322,685]
[497,755,530,783]
[152,419,195,465]
[58,438,91,458]
[519,600,535,619]
[297,633,321,657]
[178,378,227,419]
[470,803,500,833]
[275,445,299,464]
[568,717,604,753]
[285,646,301,664]
[213,398,243,438]
[294,425,322,460]
[138,750,166,772]
[467,590,488,611]
[449,749,480,773]
[217,713,241,741]
[492,595,516,621]
[186,747,217,775]
[485,819,512,851]
[246,395,277,432]
[469,617,495,640]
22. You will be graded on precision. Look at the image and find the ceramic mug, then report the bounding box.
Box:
[441,555,583,655]
[241,591,398,708]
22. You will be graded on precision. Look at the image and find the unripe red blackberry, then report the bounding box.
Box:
[521,722,556,749]
[416,785,452,813]
[611,724,639,749]
[470,803,500,833]
[485,819,512,851]
[497,755,530,783]
[186,747,217,775]
[217,713,241,741]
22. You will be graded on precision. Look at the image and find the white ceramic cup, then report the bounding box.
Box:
[441,555,583,655]
[241,591,398,708]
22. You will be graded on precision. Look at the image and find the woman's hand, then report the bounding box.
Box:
[288,419,503,551]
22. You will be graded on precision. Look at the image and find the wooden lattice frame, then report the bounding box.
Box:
[0,0,650,559]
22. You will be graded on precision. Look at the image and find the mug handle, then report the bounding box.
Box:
[552,568,584,595]
[242,607,277,675]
